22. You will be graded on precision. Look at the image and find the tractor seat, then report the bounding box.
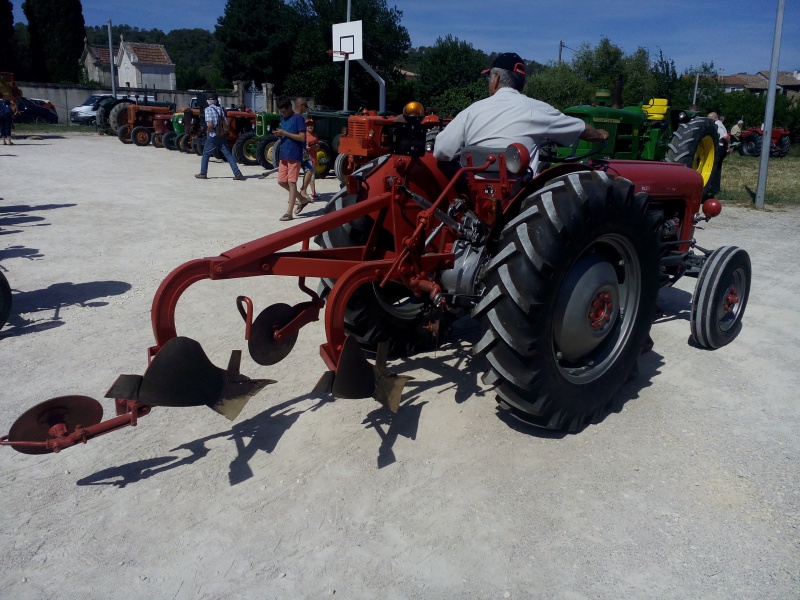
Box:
[460,146,508,172]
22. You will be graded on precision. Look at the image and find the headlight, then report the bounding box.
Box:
[505,143,530,174]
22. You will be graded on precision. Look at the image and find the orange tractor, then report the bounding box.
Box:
[1,101,751,455]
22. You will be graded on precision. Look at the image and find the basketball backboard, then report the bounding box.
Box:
[331,21,363,62]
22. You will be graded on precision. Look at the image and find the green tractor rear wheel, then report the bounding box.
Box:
[666,117,719,197]
[233,132,260,165]
[315,142,332,179]
[256,135,279,169]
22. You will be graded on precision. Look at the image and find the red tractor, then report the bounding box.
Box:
[1,101,752,455]
[737,127,792,157]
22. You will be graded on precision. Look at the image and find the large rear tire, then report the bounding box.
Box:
[770,135,791,158]
[473,171,661,431]
[106,100,133,135]
[233,132,259,165]
[739,132,762,157]
[0,270,11,330]
[666,117,719,197]
[690,246,751,349]
[131,126,151,147]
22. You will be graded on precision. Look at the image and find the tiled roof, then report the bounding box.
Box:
[757,71,800,87]
[124,42,173,65]
[723,74,769,89]
[89,45,118,65]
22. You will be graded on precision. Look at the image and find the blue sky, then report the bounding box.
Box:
[12,0,800,76]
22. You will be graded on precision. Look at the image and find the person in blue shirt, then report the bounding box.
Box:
[274,95,307,221]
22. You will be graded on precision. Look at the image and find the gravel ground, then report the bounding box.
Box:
[1,132,799,599]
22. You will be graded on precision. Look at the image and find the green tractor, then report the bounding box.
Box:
[550,92,720,197]
[230,111,282,168]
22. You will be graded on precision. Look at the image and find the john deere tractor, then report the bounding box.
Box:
[549,92,720,197]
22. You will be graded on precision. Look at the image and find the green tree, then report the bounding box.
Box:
[22,0,86,82]
[524,62,594,110]
[652,50,678,100]
[0,0,15,73]
[415,35,487,107]
[215,0,296,91]
[283,0,411,111]
[571,37,624,91]
[621,47,657,105]
[672,62,724,111]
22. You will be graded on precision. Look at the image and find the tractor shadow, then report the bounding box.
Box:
[654,285,694,324]
[0,280,131,338]
[76,394,333,488]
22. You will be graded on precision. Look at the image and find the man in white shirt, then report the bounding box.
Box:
[433,53,608,172]
[707,112,728,195]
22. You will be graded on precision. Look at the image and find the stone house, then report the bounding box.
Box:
[79,40,118,87]
[115,38,176,91]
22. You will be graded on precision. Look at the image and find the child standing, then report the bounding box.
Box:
[274,96,307,221]
[297,118,320,213]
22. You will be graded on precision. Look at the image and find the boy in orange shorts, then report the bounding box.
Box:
[274,95,307,221]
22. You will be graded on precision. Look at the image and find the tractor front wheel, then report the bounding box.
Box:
[690,246,751,349]
[175,133,188,152]
[334,152,352,184]
[131,126,151,147]
[256,135,279,169]
[152,133,164,148]
[163,131,178,150]
[117,125,132,144]
[234,132,259,165]
[473,171,661,431]
[666,117,719,197]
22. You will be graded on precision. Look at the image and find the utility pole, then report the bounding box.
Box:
[558,40,563,65]
[343,0,351,111]
[107,20,116,97]
[755,0,785,209]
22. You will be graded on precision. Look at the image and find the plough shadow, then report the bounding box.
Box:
[76,393,334,489]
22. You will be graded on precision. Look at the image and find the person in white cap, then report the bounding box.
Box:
[433,52,607,172]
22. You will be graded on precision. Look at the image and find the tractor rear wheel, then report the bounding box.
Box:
[334,152,352,184]
[739,132,762,156]
[315,142,332,179]
[0,270,11,330]
[175,133,188,152]
[666,117,719,197]
[256,135,279,169]
[770,135,791,158]
[473,171,661,431]
[690,246,751,349]
[117,125,132,144]
[131,126,151,146]
[106,100,133,135]
[234,132,259,165]
[314,189,438,357]
[152,133,164,148]
[163,131,178,150]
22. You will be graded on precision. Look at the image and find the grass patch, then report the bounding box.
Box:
[12,123,98,135]
[719,146,800,206]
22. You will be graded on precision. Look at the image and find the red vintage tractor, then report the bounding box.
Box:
[1,101,752,455]
[737,127,792,157]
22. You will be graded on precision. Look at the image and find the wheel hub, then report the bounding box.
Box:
[553,254,620,363]
[723,285,740,313]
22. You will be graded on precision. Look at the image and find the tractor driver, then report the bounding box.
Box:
[433,53,608,172]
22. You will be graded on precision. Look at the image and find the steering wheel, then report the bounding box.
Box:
[539,139,608,163]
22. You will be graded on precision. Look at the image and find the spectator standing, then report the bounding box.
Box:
[707,112,728,195]
[298,117,320,210]
[274,95,307,221]
[195,93,245,181]
[0,93,14,145]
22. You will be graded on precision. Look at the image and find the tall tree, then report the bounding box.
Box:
[284,0,411,110]
[524,62,594,110]
[0,0,15,73]
[571,37,624,92]
[22,0,86,82]
[415,35,487,107]
[215,0,295,90]
[652,50,678,100]
[621,47,657,105]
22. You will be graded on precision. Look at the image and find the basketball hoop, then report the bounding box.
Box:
[327,50,352,60]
